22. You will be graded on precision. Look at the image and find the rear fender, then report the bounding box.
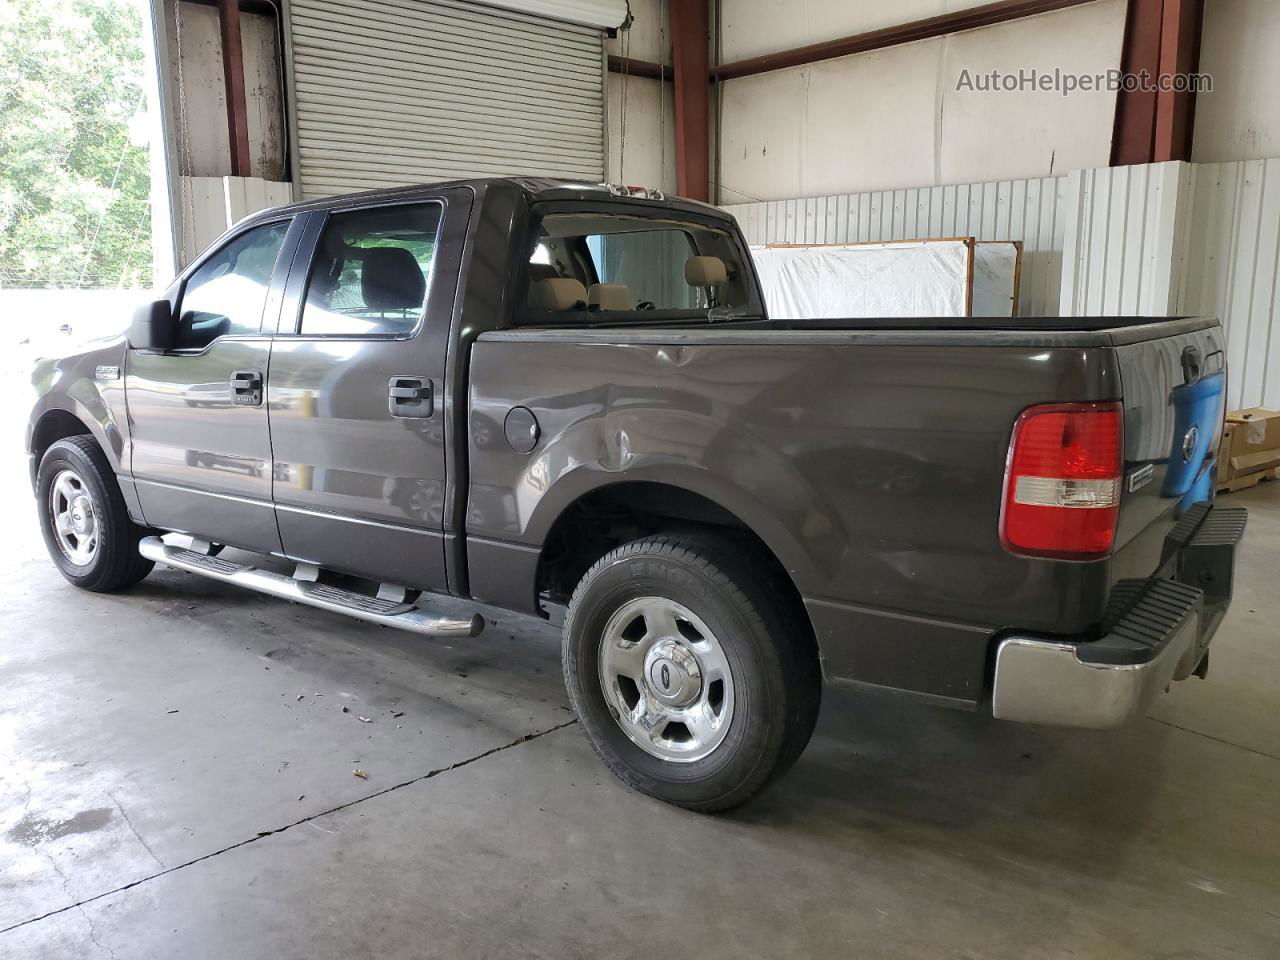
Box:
[502,407,846,595]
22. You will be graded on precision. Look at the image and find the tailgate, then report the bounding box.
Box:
[1112,320,1227,572]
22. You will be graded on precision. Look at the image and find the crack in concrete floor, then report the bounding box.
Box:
[0,718,578,938]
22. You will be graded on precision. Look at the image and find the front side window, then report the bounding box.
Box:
[299,203,442,337]
[176,220,290,349]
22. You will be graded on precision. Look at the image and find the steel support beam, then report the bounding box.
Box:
[710,0,1099,81]
[218,0,252,177]
[607,54,669,82]
[1153,0,1203,162]
[1111,0,1203,165]
[671,0,710,201]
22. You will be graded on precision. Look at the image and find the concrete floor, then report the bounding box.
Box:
[3,413,1279,957]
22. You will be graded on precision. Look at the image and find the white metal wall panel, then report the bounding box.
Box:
[1059,158,1280,410]
[726,159,1280,409]
[288,0,605,199]
[178,176,294,265]
[1058,161,1190,318]
[722,175,1067,316]
[1177,159,1280,411]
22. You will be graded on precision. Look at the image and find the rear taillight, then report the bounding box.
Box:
[1000,402,1124,559]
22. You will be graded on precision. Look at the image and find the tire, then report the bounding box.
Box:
[563,533,821,813]
[36,436,155,593]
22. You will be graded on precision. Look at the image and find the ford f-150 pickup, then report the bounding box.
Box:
[25,178,1247,811]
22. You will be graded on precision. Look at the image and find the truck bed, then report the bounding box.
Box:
[469,313,1225,705]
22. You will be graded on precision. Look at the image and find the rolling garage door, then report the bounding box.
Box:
[287,0,617,198]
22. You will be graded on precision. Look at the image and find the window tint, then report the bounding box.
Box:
[299,203,442,336]
[176,220,290,349]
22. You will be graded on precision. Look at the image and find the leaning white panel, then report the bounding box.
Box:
[972,241,1023,317]
[748,239,974,319]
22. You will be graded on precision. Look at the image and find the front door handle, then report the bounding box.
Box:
[230,369,263,406]
[388,376,433,418]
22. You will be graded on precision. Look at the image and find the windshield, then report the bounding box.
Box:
[519,210,758,323]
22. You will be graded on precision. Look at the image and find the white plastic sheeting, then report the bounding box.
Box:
[723,175,1066,315]
[748,240,973,319]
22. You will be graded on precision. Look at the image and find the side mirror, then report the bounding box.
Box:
[129,299,175,351]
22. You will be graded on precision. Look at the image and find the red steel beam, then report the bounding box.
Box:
[607,54,669,82]
[671,0,710,200]
[711,0,1099,81]
[218,0,252,177]
[1111,0,1164,165]
[1153,0,1203,162]
[1111,0,1203,165]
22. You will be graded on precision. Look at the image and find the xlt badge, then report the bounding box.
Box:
[1127,463,1155,493]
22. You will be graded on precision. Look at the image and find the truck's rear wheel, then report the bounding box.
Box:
[563,534,820,812]
[36,436,154,593]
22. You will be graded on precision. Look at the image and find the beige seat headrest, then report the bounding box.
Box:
[587,283,634,311]
[529,277,587,311]
[685,256,729,287]
[527,263,560,283]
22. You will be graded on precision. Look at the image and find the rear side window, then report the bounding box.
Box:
[176,220,290,349]
[299,203,442,337]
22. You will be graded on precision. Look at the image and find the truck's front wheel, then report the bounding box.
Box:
[36,436,155,593]
[563,534,820,812]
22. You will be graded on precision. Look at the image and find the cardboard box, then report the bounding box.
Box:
[1226,407,1280,450]
[1218,408,1280,489]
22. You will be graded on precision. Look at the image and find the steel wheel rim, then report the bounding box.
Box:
[598,596,735,763]
[49,469,98,566]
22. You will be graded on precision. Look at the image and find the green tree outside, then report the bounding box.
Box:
[0,0,151,289]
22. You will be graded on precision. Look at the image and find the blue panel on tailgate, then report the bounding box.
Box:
[1162,369,1224,505]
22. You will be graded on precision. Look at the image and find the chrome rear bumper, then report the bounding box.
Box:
[992,504,1246,729]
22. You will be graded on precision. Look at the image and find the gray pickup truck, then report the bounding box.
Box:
[26,178,1246,811]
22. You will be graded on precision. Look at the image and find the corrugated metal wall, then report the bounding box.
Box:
[724,159,1280,410]
[287,0,606,199]
[1058,162,1190,318]
[722,176,1069,316]
[1058,159,1280,410]
[1177,159,1280,411]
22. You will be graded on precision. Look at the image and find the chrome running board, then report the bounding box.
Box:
[139,537,483,638]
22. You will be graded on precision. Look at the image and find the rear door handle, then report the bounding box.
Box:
[230,369,263,406]
[388,376,432,418]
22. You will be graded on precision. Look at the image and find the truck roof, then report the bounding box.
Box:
[239,177,729,226]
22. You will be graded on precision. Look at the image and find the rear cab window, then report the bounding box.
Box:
[517,207,761,325]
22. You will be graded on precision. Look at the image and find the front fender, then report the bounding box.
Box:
[26,338,129,473]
